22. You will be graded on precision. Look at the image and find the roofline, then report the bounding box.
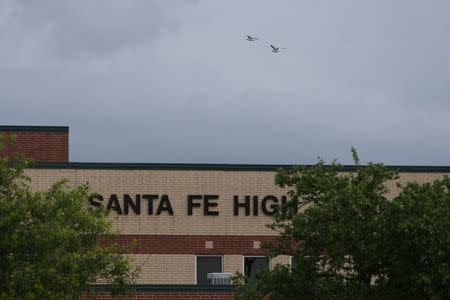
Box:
[32,162,450,173]
[0,125,69,133]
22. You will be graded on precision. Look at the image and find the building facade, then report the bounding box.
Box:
[1,125,449,299]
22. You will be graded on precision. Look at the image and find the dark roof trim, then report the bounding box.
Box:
[90,284,235,292]
[33,162,450,173]
[0,125,68,133]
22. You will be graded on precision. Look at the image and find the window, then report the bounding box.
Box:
[196,256,223,285]
[244,256,270,280]
[291,256,317,272]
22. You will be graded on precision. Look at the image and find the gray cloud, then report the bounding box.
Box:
[1,0,449,165]
[7,0,190,59]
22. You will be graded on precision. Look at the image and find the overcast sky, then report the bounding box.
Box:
[1,0,449,165]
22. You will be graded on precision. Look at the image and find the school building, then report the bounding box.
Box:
[1,125,449,299]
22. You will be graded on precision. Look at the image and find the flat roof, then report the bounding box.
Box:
[0,125,69,133]
[33,162,450,173]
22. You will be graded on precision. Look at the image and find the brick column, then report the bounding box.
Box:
[0,125,69,162]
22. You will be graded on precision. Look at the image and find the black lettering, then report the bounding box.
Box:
[234,196,250,216]
[107,194,123,215]
[156,194,174,215]
[253,196,258,216]
[188,195,202,215]
[204,195,219,216]
[124,194,140,215]
[89,194,103,208]
[262,195,279,215]
[143,194,158,215]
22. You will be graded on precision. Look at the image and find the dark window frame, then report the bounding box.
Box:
[243,256,270,281]
[195,255,223,285]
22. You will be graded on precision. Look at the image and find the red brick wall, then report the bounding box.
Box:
[82,292,234,299]
[0,127,68,162]
[105,235,279,255]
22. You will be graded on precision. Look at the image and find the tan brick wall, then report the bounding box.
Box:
[223,255,243,275]
[271,255,291,267]
[25,169,449,236]
[24,167,449,285]
[129,254,195,284]
[25,169,286,235]
[127,254,291,284]
[385,172,448,199]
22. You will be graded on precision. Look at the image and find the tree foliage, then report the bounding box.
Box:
[234,148,450,299]
[0,136,140,299]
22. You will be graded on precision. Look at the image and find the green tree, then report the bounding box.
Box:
[0,136,140,299]
[376,177,450,298]
[233,149,450,299]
